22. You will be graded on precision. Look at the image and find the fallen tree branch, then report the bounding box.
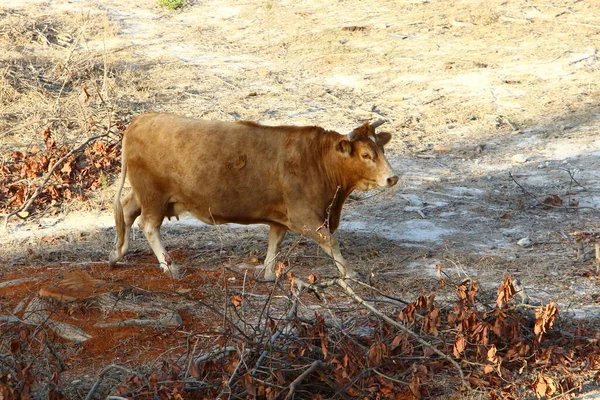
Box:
[350,278,410,305]
[251,298,298,376]
[194,346,237,366]
[85,364,150,400]
[334,279,470,389]
[4,133,109,227]
[216,343,247,399]
[276,360,327,400]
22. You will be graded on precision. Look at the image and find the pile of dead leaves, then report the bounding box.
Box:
[95,275,599,399]
[1,273,599,399]
[0,127,122,218]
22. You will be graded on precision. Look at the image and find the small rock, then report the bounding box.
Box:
[511,154,529,163]
[517,237,533,247]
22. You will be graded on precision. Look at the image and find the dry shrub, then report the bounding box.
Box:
[0,127,124,217]
[0,11,73,47]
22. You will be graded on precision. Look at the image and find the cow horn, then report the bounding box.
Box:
[347,130,357,140]
[370,119,387,129]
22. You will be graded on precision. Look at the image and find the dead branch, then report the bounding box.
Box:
[0,117,76,138]
[278,360,327,400]
[194,346,237,365]
[46,340,67,372]
[0,277,43,288]
[350,278,410,305]
[251,298,298,376]
[334,278,470,389]
[4,133,109,227]
[24,297,92,342]
[94,312,182,328]
[216,343,247,399]
[85,364,150,400]
[508,172,535,199]
[53,20,88,111]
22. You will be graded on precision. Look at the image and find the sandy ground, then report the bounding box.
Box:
[2,0,600,397]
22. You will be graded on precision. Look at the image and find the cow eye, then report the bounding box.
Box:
[361,152,372,160]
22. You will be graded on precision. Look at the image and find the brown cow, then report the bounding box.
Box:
[109,113,398,279]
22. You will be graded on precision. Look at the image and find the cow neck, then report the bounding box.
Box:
[316,131,354,231]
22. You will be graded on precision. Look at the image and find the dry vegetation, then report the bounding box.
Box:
[1,0,600,399]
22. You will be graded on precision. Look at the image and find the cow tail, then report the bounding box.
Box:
[113,141,127,254]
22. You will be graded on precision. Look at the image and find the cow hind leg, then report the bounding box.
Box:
[263,224,287,280]
[140,213,180,279]
[109,193,141,266]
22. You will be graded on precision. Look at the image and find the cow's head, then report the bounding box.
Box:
[336,120,398,191]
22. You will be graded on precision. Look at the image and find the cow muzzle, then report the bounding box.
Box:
[379,175,399,188]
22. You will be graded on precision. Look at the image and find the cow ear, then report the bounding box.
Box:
[336,140,353,155]
[377,131,392,146]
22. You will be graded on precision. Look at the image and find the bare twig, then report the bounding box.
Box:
[53,20,89,111]
[276,360,327,400]
[216,343,247,399]
[194,346,237,365]
[509,172,535,199]
[251,298,298,376]
[350,279,410,305]
[85,364,150,400]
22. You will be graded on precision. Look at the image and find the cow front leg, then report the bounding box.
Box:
[140,215,180,278]
[301,225,357,279]
[263,224,287,280]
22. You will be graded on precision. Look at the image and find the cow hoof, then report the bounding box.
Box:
[263,271,276,281]
[162,265,182,279]
[108,250,119,267]
[343,270,359,279]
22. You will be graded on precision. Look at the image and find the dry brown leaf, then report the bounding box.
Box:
[542,194,563,208]
[368,342,388,365]
[390,335,403,351]
[275,261,285,278]
[399,303,415,325]
[415,294,428,309]
[79,86,90,104]
[533,373,557,398]
[496,274,516,308]
[231,294,243,308]
[453,334,466,358]
[423,307,440,336]
[189,362,201,379]
[534,302,559,341]
[487,344,499,364]
[42,128,55,149]
[408,374,422,399]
